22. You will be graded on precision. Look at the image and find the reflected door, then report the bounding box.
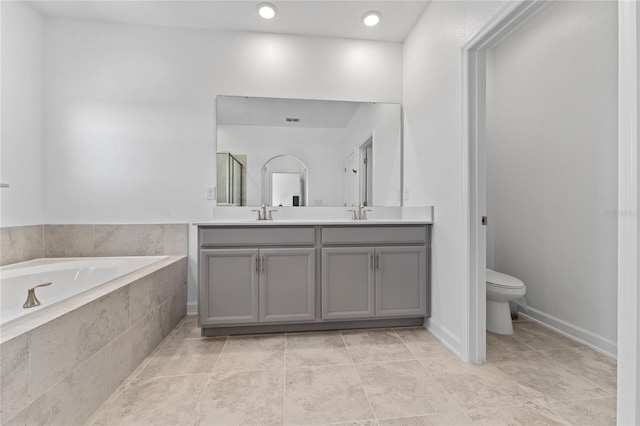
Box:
[343,153,356,207]
[272,172,301,207]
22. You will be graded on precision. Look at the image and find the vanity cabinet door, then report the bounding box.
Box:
[199,249,259,325]
[259,248,315,323]
[375,246,427,317]
[321,247,375,320]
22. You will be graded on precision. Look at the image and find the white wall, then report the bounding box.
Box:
[486,1,618,354]
[0,1,45,227]
[41,17,402,310]
[217,125,346,206]
[342,103,402,206]
[402,1,507,357]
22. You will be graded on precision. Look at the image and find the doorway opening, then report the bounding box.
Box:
[360,137,373,207]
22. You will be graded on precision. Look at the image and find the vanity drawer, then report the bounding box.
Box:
[322,226,427,245]
[200,227,315,247]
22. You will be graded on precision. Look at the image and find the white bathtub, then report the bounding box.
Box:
[0,256,167,326]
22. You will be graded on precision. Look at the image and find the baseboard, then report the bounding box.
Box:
[424,318,463,359]
[519,308,617,359]
[187,301,198,315]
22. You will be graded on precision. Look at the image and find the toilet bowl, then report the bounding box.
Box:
[486,269,526,335]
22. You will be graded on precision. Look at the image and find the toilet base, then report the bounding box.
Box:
[487,299,514,335]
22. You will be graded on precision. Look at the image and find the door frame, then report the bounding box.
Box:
[616,1,639,422]
[463,0,639,421]
[461,0,545,364]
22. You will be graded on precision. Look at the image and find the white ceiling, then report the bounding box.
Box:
[217,96,365,128]
[28,0,430,42]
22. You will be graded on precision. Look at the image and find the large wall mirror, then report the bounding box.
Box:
[216,96,401,207]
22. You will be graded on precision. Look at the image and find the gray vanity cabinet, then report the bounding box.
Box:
[198,223,430,333]
[198,227,316,327]
[200,249,259,325]
[375,246,427,317]
[260,248,315,322]
[321,247,376,320]
[321,226,429,320]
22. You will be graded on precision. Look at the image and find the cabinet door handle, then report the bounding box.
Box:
[376,253,380,270]
[369,253,373,270]
[261,255,266,273]
[255,256,259,273]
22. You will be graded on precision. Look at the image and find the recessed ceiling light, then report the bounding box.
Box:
[362,11,381,27]
[257,2,277,20]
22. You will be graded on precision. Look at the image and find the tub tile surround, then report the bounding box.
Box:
[88,317,617,426]
[0,223,188,266]
[0,225,43,266]
[0,256,188,425]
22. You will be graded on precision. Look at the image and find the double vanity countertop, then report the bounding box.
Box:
[194,219,433,226]
[194,206,434,227]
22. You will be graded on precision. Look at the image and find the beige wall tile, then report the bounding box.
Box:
[94,224,164,256]
[0,334,30,422]
[43,224,94,257]
[29,287,129,399]
[169,285,188,329]
[128,275,155,325]
[104,307,164,396]
[0,225,43,266]
[6,348,106,426]
[162,223,188,255]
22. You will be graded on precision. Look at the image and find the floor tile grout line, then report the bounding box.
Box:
[534,347,617,390]
[339,329,378,422]
[185,335,228,425]
[540,401,578,426]
[282,332,287,426]
[184,374,214,426]
[486,353,615,405]
[389,327,421,361]
[530,348,616,395]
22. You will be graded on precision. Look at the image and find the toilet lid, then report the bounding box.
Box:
[486,269,525,289]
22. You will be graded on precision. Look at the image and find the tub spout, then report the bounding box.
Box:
[23,282,52,308]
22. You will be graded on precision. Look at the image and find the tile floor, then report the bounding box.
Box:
[87,317,617,426]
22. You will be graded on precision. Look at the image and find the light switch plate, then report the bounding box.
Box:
[207,187,216,200]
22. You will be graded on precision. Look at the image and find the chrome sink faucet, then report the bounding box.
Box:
[348,204,372,220]
[252,204,277,221]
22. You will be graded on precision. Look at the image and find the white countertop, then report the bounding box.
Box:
[193,206,434,226]
[193,218,433,226]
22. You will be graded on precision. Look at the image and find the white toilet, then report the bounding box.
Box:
[486,269,526,335]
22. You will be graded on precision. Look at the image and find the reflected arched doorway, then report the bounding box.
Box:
[261,155,308,207]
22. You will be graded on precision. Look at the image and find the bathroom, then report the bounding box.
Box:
[1,0,638,425]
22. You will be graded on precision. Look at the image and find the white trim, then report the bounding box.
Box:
[424,318,462,358]
[519,310,617,359]
[617,1,639,423]
[187,301,198,315]
[461,0,545,364]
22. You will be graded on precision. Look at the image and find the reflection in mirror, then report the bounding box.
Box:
[216,152,246,206]
[216,96,401,207]
[262,155,308,206]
